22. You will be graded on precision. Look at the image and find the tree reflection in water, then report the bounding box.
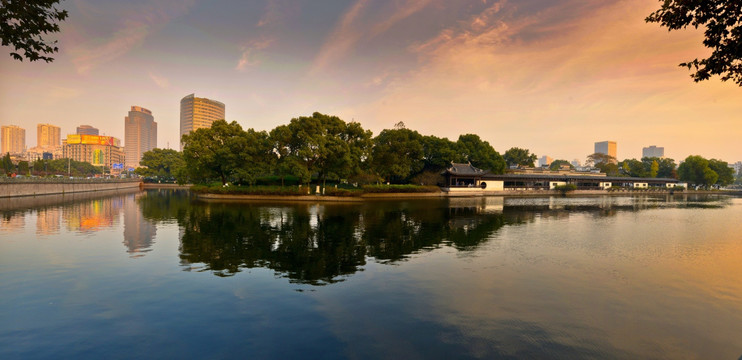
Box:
[176,199,508,284]
[136,191,732,285]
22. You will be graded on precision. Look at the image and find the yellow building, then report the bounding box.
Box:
[62,134,125,172]
[37,123,61,149]
[179,93,225,148]
[1,125,25,155]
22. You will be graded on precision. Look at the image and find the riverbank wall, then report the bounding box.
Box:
[0,180,142,198]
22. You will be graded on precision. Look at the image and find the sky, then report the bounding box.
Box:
[1,0,740,164]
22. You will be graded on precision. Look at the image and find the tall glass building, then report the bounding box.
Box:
[125,106,157,169]
[179,94,225,148]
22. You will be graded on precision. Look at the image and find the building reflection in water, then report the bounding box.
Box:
[63,196,123,233]
[123,193,157,257]
[36,207,61,236]
[0,213,25,234]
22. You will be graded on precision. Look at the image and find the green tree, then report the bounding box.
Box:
[1,152,12,173]
[503,147,537,167]
[233,128,274,186]
[0,0,69,62]
[621,159,649,178]
[457,134,506,174]
[371,127,424,183]
[678,155,717,187]
[136,148,186,180]
[182,120,252,185]
[646,0,742,85]
[649,160,659,178]
[586,153,619,176]
[708,158,734,186]
[271,112,367,187]
[17,160,28,175]
[549,159,574,171]
[642,157,678,178]
[421,135,460,172]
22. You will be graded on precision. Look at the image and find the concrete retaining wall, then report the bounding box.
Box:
[0,180,142,198]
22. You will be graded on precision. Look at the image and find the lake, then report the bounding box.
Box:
[1,189,741,359]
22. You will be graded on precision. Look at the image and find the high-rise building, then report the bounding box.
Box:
[37,124,61,149]
[62,134,124,173]
[1,125,25,155]
[125,106,157,169]
[538,155,553,168]
[642,145,664,159]
[180,93,225,148]
[76,125,99,135]
[594,141,617,162]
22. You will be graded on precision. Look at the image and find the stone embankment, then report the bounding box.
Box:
[0,179,142,198]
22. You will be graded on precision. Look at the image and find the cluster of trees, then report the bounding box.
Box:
[147,113,521,186]
[581,152,735,188]
[678,156,735,188]
[1,153,103,177]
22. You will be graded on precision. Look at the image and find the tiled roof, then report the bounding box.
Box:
[445,163,488,176]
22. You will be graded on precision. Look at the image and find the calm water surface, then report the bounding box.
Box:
[1,190,741,359]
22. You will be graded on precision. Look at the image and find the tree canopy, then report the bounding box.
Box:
[503,147,537,167]
[135,148,186,181]
[549,159,574,171]
[678,155,720,187]
[0,0,69,62]
[586,153,618,176]
[646,0,742,86]
[457,134,506,174]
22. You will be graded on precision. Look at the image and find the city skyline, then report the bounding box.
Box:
[1,0,740,163]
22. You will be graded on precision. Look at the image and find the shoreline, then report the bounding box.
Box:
[195,189,740,202]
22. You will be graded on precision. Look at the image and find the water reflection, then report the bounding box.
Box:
[156,193,736,284]
[123,193,157,257]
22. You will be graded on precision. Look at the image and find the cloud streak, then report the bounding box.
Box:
[68,0,195,74]
[311,0,433,74]
[235,38,275,71]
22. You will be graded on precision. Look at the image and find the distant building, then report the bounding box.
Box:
[62,134,124,173]
[594,141,617,162]
[76,125,99,136]
[538,156,553,168]
[124,106,157,169]
[37,124,61,149]
[642,145,664,159]
[731,161,742,176]
[571,159,581,167]
[1,125,25,155]
[180,93,225,148]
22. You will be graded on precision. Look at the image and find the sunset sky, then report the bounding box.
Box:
[1,0,740,164]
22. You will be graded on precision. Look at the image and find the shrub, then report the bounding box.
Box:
[554,184,577,195]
